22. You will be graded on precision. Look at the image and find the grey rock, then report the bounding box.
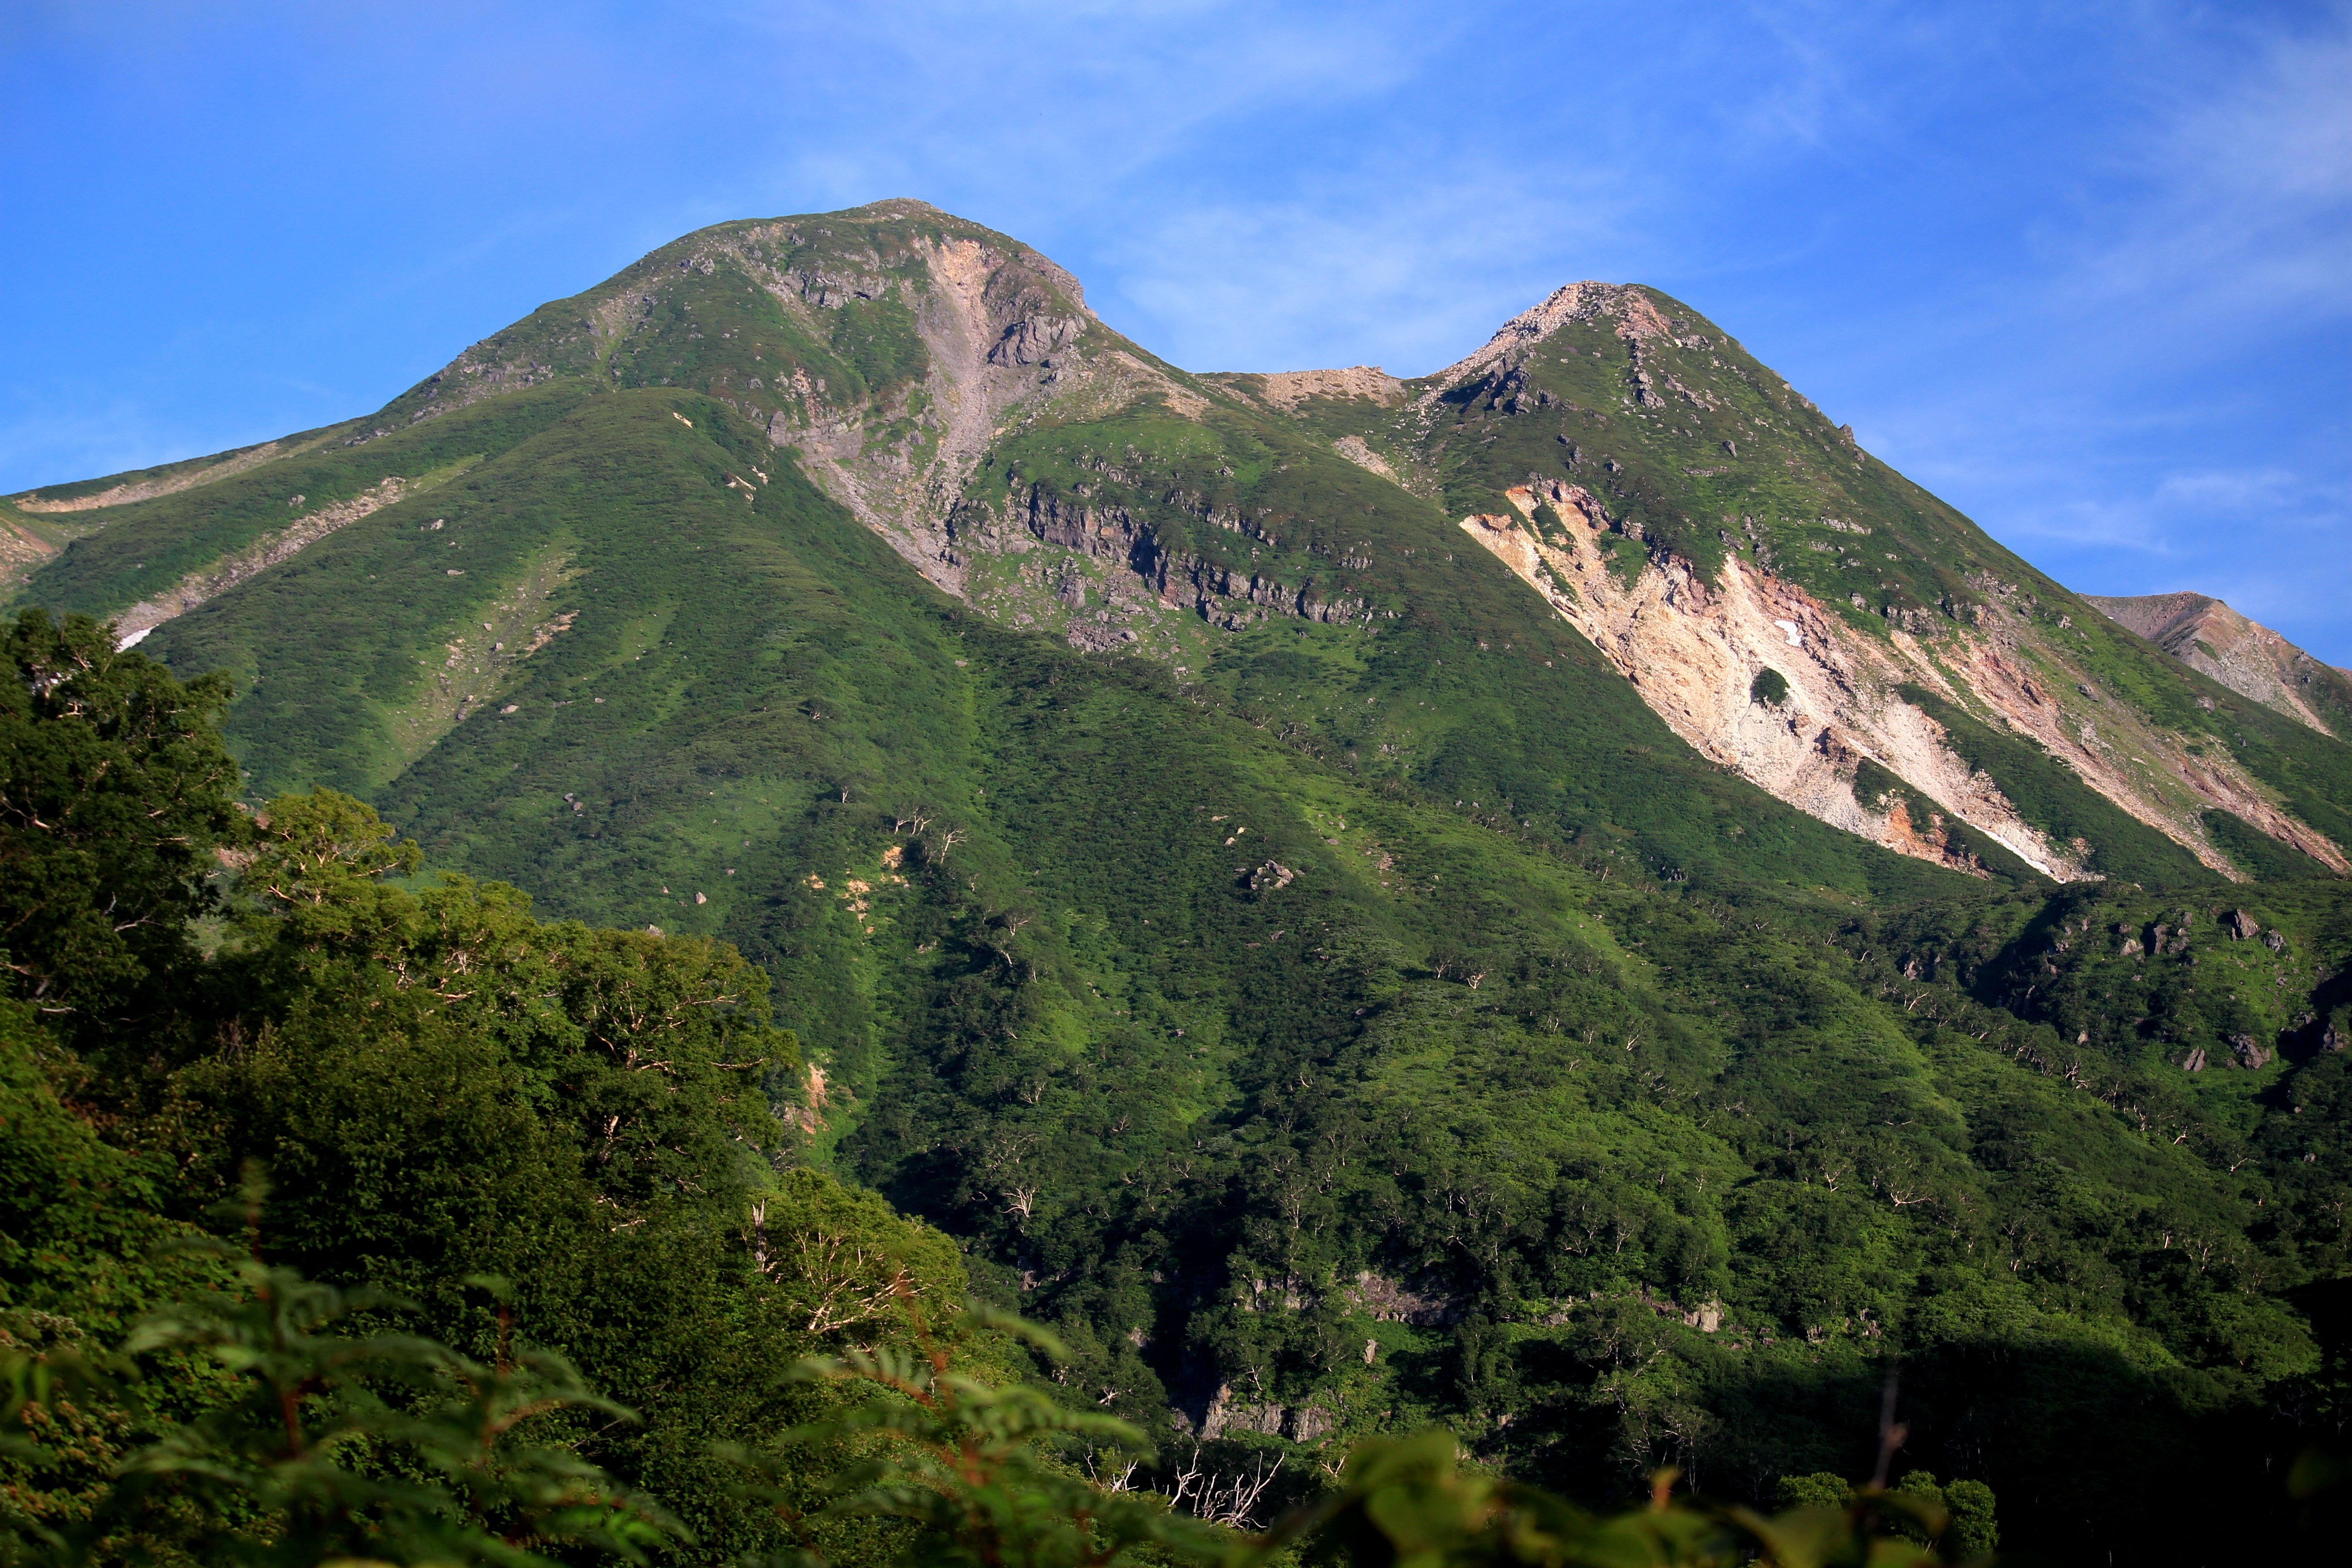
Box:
[1246,861,1294,895]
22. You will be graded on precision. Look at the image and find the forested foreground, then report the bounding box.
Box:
[1,609,2343,1565]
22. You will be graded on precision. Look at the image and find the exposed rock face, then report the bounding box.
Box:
[2087,591,2352,737]
[773,228,1112,593]
[1330,434,1401,483]
[1463,487,2061,876]
[1197,1385,1333,1442]
[1346,1271,1458,1325]
[23,216,2343,890]
[382,201,1147,603]
[1457,480,2349,880]
[946,481,1372,641]
[0,514,58,593]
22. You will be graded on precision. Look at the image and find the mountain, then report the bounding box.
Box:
[2087,590,2352,739]
[20,206,2344,889]
[8,201,2350,1563]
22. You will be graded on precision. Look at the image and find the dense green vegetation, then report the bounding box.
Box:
[3,612,2050,1568]
[11,420,2346,1560]
[0,610,972,1563]
[7,202,2348,1563]
[1894,684,2220,884]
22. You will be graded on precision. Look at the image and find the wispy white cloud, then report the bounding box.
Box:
[2049,8,2352,330]
[721,0,1437,209]
[1095,163,1638,374]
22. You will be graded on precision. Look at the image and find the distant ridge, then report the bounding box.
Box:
[2088,590,2352,738]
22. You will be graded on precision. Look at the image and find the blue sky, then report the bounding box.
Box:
[5,0,2347,662]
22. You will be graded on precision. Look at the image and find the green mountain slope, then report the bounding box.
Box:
[1225,281,2352,883]
[9,201,2350,1564]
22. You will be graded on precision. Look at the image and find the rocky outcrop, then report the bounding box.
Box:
[1247,366,1404,409]
[1422,282,1676,398]
[1197,1385,1334,1442]
[2087,591,2351,738]
[951,482,1371,637]
[1459,480,2349,879]
[1346,1271,1459,1325]
[0,514,59,593]
[1330,435,1401,484]
[1246,861,1294,895]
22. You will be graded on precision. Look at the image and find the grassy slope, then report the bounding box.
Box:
[8,216,2346,1560]
[1258,288,2352,887]
[41,382,2324,1562]
[958,383,1990,906]
[11,392,589,634]
[4,418,360,506]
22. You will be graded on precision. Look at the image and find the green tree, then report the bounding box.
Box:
[735,1307,1219,1567]
[100,1238,680,1568]
[1773,1474,1852,1512]
[1268,1428,1955,1568]
[0,609,241,1044]
[1940,1481,1996,1562]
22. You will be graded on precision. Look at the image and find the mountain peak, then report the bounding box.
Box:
[1429,280,1681,387]
[2088,591,2352,737]
[15,210,2348,887]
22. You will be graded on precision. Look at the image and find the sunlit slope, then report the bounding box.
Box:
[2088,590,2352,740]
[1238,282,2352,883]
[5,205,2348,1562]
[119,381,1994,992]
[100,385,2340,1565]
[10,217,2034,906]
[19,203,2341,887]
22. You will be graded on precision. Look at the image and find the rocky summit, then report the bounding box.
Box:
[6,201,2348,1566]
[2087,589,2352,740]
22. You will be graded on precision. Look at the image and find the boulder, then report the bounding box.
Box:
[1246,861,1294,895]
